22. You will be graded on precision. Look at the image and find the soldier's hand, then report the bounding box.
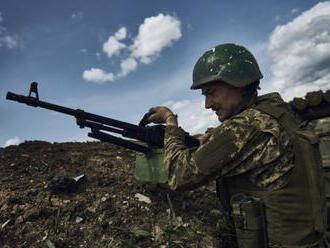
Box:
[147,106,177,126]
[197,132,211,145]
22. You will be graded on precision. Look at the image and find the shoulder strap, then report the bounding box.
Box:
[253,102,299,136]
[254,101,326,232]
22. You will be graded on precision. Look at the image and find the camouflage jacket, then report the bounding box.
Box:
[163,93,295,191]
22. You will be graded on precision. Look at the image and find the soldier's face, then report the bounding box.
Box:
[201,82,243,121]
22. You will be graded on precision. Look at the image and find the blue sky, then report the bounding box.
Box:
[1,0,329,146]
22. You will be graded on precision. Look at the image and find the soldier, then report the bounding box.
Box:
[147,44,328,247]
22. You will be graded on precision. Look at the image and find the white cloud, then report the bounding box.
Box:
[80,48,88,54]
[268,1,330,101]
[171,100,191,110]
[3,137,21,147]
[164,99,218,134]
[82,68,115,84]
[103,27,127,58]
[291,8,299,14]
[72,11,84,20]
[0,14,17,49]
[62,134,96,143]
[96,52,101,60]
[114,27,127,40]
[84,14,182,83]
[118,57,138,77]
[130,13,182,64]
[0,35,17,48]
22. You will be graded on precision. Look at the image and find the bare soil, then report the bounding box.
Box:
[0,141,225,248]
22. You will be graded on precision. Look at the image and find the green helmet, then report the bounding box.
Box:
[191,43,263,89]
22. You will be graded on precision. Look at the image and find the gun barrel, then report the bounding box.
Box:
[6,86,200,150]
[6,92,19,101]
[6,91,141,131]
[88,130,150,153]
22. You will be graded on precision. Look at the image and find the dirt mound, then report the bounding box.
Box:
[0,141,223,248]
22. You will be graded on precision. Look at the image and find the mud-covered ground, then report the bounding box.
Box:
[0,141,226,248]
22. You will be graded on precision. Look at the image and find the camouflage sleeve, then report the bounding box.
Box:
[164,125,239,190]
[163,109,294,191]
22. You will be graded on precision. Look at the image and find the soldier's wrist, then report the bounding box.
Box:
[165,114,178,126]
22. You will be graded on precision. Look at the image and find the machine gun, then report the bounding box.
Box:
[6,82,199,153]
[6,83,200,183]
